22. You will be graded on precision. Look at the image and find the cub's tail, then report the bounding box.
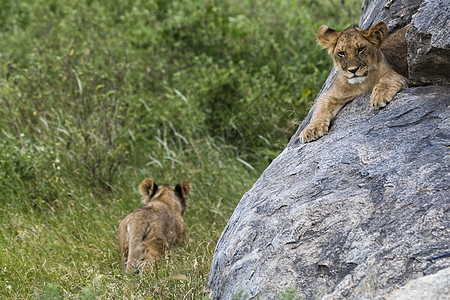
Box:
[125,223,143,272]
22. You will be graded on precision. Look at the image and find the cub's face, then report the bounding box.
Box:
[317,22,387,84]
[332,32,377,83]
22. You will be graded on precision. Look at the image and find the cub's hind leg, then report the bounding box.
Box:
[138,235,168,270]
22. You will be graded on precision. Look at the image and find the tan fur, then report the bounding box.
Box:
[380,24,410,78]
[300,22,408,143]
[118,178,192,273]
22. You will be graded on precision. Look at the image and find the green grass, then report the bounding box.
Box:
[0,0,362,298]
[1,135,256,299]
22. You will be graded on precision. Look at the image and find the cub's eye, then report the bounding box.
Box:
[358,47,366,54]
[337,51,345,57]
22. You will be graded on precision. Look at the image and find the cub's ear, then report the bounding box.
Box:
[175,180,192,198]
[139,178,158,198]
[364,22,387,47]
[317,25,339,49]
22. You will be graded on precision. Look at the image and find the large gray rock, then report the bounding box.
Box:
[207,1,450,299]
[207,85,450,299]
[406,0,450,86]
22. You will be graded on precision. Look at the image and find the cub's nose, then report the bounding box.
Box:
[348,66,359,74]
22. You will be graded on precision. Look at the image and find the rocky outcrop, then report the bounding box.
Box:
[207,86,450,299]
[207,0,450,299]
[360,0,422,31]
[361,0,450,86]
[406,0,450,86]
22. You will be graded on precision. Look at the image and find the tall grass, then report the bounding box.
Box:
[0,0,362,298]
[1,136,255,299]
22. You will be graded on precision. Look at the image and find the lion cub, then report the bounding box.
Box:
[118,178,192,272]
[300,22,408,143]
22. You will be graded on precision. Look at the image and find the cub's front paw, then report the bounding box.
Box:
[370,85,395,109]
[300,122,329,143]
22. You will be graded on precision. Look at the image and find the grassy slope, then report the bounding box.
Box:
[0,0,361,298]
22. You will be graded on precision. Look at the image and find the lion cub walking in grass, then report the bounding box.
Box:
[300,22,408,143]
[118,178,192,273]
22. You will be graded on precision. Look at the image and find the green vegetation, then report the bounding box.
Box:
[0,0,361,298]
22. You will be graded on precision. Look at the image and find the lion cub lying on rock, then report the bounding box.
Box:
[300,22,408,143]
[118,178,192,272]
